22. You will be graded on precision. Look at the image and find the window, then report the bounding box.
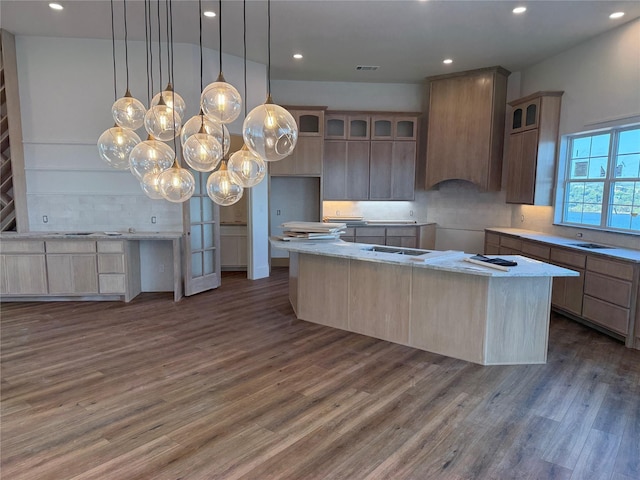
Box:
[560,125,640,233]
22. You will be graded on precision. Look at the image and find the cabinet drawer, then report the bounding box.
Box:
[582,295,630,335]
[584,271,632,308]
[99,274,126,294]
[97,241,125,253]
[521,241,550,260]
[550,248,586,268]
[343,227,355,236]
[386,227,417,237]
[485,232,500,246]
[386,236,417,248]
[1,240,45,253]
[46,240,96,253]
[355,227,385,236]
[586,256,634,281]
[356,236,386,245]
[500,236,522,251]
[98,254,125,274]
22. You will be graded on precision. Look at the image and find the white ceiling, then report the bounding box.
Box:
[2,0,639,84]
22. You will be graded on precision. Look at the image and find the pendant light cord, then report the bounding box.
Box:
[267,0,271,96]
[218,0,223,75]
[123,0,130,92]
[169,0,179,167]
[110,0,117,102]
[165,0,171,86]
[145,0,152,106]
[157,0,162,94]
[243,0,247,116]
[199,0,203,92]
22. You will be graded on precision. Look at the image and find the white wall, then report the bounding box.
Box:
[16,35,269,289]
[512,18,640,250]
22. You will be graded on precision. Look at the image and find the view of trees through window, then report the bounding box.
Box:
[563,126,640,232]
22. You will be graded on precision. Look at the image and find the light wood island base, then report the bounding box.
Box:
[290,252,554,365]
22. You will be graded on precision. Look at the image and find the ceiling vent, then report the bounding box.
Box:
[356,65,379,71]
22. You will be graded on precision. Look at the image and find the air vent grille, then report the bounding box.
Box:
[356,65,379,71]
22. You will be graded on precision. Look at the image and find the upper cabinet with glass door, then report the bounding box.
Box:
[511,96,542,133]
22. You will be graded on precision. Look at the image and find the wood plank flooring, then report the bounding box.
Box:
[1,268,639,480]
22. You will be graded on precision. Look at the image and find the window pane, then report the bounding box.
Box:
[572,137,591,159]
[565,182,603,225]
[608,181,639,231]
[615,153,640,178]
[590,134,610,157]
[618,128,640,155]
[570,159,588,179]
[587,157,608,179]
[564,202,583,224]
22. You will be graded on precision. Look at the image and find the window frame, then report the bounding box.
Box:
[555,124,640,235]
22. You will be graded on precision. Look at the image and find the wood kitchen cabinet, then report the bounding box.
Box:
[269,107,325,176]
[323,111,419,200]
[323,140,370,200]
[0,240,47,295]
[505,92,563,205]
[424,66,509,191]
[46,240,99,294]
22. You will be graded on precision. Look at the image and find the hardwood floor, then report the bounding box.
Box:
[1,268,639,480]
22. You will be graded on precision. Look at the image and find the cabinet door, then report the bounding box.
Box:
[2,254,48,294]
[505,129,539,204]
[346,141,370,200]
[391,141,416,200]
[269,136,323,176]
[371,116,393,140]
[325,114,347,139]
[394,116,418,141]
[369,141,393,199]
[296,111,323,137]
[323,140,347,200]
[347,115,370,140]
[551,270,585,316]
[47,254,98,294]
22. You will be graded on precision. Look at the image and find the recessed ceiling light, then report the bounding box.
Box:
[609,11,625,19]
[443,59,453,64]
[512,6,527,14]
[203,10,216,17]
[293,53,303,59]
[49,3,63,10]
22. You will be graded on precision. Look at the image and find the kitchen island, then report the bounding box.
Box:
[271,238,578,365]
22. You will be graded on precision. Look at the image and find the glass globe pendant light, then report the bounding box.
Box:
[111,0,146,130]
[144,94,182,141]
[200,0,242,125]
[243,98,298,162]
[141,171,164,199]
[207,160,244,206]
[181,111,231,156]
[97,124,141,170]
[158,156,196,203]
[183,123,223,172]
[151,82,186,119]
[242,0,298,162]
[228,144,266,188]
[113,89,146,130]
[129,134,174,180]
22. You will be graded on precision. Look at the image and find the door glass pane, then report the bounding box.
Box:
[204,249,216,275]
[191,224,203,251]
[203,198,214,222]
[192,171,202,195]
[525,104,537,126]
[190,197,202,223]
[512,108,522,129]
[374,120,391,137]
[203,222,215,249]
[191,252,203,277]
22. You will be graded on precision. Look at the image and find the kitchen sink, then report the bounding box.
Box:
[570,242,611,249]
[363,245,433,256]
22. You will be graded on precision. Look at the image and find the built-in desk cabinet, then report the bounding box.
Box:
[484,230,639,348]
[0,240,47,295]
[1,238,141,301]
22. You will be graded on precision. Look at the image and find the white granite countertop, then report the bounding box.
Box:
[270,238,577,278]
[485,228,640,263]
[0,231,183,241]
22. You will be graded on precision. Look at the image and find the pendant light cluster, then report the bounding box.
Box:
[97,0,298,207]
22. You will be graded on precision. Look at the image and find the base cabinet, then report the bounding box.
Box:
[485,229,639,348]
[0,254,48,295]
[47,254,99,294]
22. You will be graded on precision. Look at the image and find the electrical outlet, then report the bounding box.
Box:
[576,232,583,238]
[409,210,414,217]
[276,209,281,216]
[336,211,340,216]
[521,215,525,223]
[42,215,48,223]
[159,264,165,273]
[151,216,157,224]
